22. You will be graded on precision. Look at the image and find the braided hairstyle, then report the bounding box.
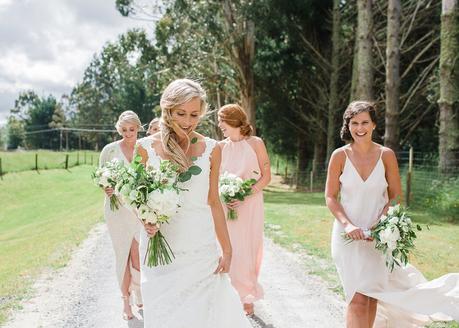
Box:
[159,79,207,172]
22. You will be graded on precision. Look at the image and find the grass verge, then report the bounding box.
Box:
[0,166,103,324]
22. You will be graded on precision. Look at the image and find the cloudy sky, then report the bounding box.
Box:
[0,0,153,125]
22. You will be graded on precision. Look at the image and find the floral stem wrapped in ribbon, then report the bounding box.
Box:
[343,204,423,272]
[219,171,257,220]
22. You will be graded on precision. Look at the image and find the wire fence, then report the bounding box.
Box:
[271,149,459,212]
[2,148,458,216]
[0,150,100,178]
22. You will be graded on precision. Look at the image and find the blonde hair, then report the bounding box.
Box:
[115,110,143,135]
[160,79,207,171]
[218,104,253,136]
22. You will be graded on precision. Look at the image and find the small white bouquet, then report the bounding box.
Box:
[343,204,422,272]
[92,159,124,211]
[219,171,257,220]
[118,155,201,267]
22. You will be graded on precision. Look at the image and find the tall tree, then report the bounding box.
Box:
[10,91,59,149]
[326,0,342,161]
[384,0,401,151]
[439,0,459,172]
[48,104,66,151]
[221,0,256,131]
[351,0,374,101]
[6,116,25,149]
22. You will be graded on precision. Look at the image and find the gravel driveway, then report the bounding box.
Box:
[3,224,344,328]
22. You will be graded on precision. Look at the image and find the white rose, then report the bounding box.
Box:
[380,226,400,250]
[220,185,230,195]
[389,217,399,225]
[387,204,400,216]
[147,189,179,218]
[120,184,131,196]
[129,190,138,202]
[140,208,157,224]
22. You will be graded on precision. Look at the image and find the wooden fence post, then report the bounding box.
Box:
[310,159,316,192]
[65,154,69,170]
[35,153,39,172]
[284,159,289,180]
[406,147,413,206]
[77,152,80,166]
[84,151,87,164]
[276,158,279,175]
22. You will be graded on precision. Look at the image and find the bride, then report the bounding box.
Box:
[136,79,252,328]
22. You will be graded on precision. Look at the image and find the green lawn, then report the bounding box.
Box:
[0,150,99,174]
[0,165,457,326]
[0,166,103,324]
[263,184,459,284]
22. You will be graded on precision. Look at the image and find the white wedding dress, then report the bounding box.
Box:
[138,137,252,328]
[332,149,459,327]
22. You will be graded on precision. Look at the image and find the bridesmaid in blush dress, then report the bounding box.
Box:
[326,101,459,328]
[218,104,271,316]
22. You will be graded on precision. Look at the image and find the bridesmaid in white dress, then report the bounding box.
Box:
[326,101,459,327]
[99,111,144,320]
[136,79,252,328]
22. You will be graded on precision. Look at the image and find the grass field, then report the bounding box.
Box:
[0,163,457,326]
[264,183,459,283]
[0,166,103,324]
[0,150,99,174]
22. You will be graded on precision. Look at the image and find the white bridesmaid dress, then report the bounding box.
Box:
[137,137,252,328]
[331,148,459,327]
[99,141,143,305]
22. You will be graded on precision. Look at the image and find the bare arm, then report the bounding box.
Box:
[136,144,149,166]
[208,145,232,273]
[325,149,366,240]
[251,137,271,192]
[381,148,402,214]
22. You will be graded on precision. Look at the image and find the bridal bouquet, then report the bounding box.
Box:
[92,159,124,211]
[219,171,257,220]
[343,204,421,272]
[118,154,201,267]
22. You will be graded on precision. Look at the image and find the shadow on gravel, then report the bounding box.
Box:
[250,314,276,328]
[127,308,143,328]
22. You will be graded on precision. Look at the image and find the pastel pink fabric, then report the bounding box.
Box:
[220,138,264,304]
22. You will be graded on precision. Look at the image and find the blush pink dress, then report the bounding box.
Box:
[220,137,264,304]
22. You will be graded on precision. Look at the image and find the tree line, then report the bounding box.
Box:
[4,0,458,174]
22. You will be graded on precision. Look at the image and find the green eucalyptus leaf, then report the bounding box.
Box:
[191,137,198,144]
[178,171,192,182]
[188,165,202,175]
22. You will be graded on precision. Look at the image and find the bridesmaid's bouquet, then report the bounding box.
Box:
[92,159,124,211]
[117,154,201,267]
[343,204,421,272]
[219,171,257,220]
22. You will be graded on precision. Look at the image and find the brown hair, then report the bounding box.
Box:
[340,101,377,142]
[218,104,253,136]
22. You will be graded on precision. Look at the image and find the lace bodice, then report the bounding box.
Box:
[137,136,218,252]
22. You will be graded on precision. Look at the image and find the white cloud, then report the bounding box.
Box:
[0,0,155,125]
